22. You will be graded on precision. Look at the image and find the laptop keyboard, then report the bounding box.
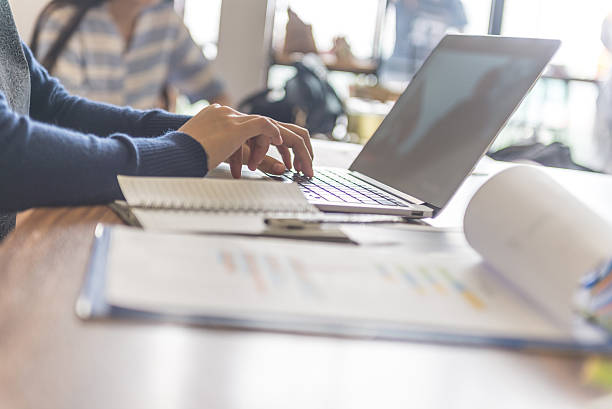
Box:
[289,169,411,207]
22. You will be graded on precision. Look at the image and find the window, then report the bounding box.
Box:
[181,0,223,59]
[496,0,611,167]
[502,0,610,79]
[379,0,492,82]
[273,0,382,60]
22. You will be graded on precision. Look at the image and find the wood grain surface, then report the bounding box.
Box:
[0,207,120,408]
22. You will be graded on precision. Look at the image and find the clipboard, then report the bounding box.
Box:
[77,225,612,355]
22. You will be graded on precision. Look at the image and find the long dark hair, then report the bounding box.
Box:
[30,0,107,73]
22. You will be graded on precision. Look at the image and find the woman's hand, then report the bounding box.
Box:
[179,104,313,178]
[237,120,314,178]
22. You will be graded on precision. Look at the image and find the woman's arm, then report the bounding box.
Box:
[0,94,206,212]
[0,95,315,212]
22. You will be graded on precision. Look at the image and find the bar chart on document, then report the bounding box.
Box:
[199,243,562,339]
[106,229,566,339]
[217,248,487,310]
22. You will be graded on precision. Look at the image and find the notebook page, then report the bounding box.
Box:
[104,226,567,340]
[464,166,612,326]
[118,176,319,214]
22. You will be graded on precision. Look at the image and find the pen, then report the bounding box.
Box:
[265,214,413,228]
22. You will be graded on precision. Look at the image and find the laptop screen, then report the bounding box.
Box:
[350,35,560,209]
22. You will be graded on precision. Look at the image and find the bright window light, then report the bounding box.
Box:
[182,0,223,49]
[502,0,611,79]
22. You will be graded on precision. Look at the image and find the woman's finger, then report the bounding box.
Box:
[277,125,313,177]
[241,144,286,174]
[236,116,283,146]
[277,121,313,160]
[247,134,272,171]
[257,155,288,174]
[228,146,243,178]
[275,145,292,171]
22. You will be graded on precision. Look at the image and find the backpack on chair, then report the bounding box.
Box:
[239,54,347,138]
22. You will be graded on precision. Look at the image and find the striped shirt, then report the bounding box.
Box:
[35,2,225,110]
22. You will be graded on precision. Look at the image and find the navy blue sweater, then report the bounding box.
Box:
[0,44,208,238]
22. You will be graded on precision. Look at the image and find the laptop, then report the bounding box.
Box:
[269,35,560,218]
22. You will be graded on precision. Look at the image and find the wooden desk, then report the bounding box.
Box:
[1,143,611,409]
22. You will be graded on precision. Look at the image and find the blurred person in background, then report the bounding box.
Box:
[380,0,467,82]
[30,0,230,111]
[594,13,612,173]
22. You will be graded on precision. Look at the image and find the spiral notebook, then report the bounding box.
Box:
[116,176,323,235]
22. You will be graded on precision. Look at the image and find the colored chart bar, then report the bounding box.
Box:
[244,252,266,293]
[233,250,249,274]
[219,250,236,274]
[376,264,395,282]
[418,266,446,294]
[291,258,320,298]
[264,254,284,287]
[438,267,485,310]
[395,264,424,294]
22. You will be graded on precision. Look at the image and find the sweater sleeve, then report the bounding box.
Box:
[0,47,208,213]
[25,42,191,137]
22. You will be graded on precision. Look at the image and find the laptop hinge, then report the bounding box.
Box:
[349,171,426,205]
